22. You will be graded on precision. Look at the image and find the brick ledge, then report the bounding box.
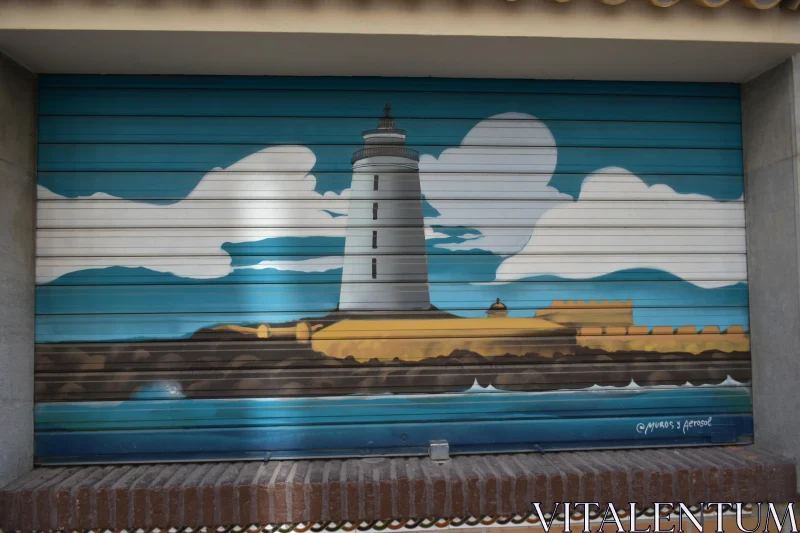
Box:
[0,446,796,531]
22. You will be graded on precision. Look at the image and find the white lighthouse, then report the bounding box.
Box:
[338,104,431,311]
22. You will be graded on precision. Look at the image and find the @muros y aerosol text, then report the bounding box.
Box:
[526,503,798,533]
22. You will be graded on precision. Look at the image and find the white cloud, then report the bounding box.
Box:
[494,168,747,288]
[420,112,571,255]
[37,146,349,282]
[424,227,451,240]
[237,256,343,273]
[423,227,483,242]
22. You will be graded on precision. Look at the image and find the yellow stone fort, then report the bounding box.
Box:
[214,298,749,362]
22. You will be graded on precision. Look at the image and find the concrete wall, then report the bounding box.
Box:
[742,56,800,491]
[0,52,37,487]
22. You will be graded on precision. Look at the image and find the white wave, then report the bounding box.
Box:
[352,375,748,398]
[584,376,746,391]
[468,376,747,395]
[463,378,503,393]
[700,375,746,387]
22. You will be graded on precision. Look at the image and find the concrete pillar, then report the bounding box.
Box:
[742,56,800,492]
[0,52,37,487]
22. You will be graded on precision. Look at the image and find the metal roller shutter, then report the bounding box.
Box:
[34,76,751,464]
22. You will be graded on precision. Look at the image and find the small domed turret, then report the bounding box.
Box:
[490,298,507,310]
[487,298,508,318]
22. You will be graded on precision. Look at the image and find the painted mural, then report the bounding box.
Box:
[33,76,752,462]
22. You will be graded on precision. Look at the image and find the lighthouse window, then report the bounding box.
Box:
[372,258,377,279]
[372,202,378,220]
[373,175,379,191]
[372,230,378,249]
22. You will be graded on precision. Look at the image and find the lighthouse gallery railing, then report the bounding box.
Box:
[351,146,420,164]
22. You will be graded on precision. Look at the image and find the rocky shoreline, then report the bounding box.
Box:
[35,338,751,401]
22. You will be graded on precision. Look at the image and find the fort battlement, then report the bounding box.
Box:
[536,300,634,327]
[575,323,749,354]
[577,325,747,336]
